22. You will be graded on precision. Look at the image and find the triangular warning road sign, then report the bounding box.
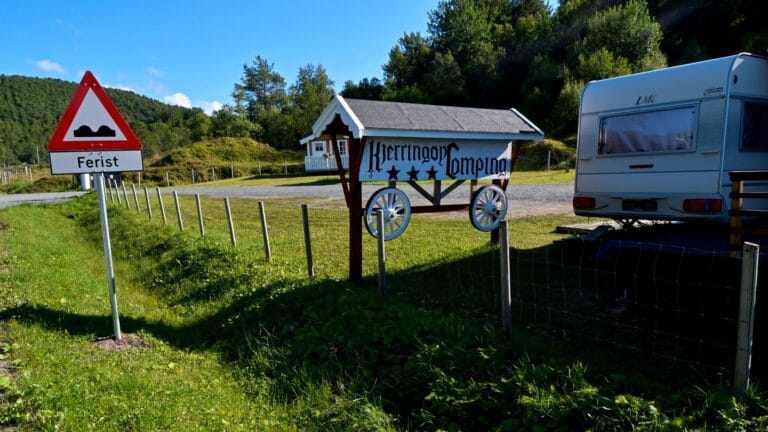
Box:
[48,71,143,152]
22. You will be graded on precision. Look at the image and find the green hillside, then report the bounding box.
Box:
[142,137,304,185]
[0,75,201,163]
[151,137,285,167]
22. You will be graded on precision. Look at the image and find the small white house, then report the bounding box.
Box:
[299,134,350,172]
[573,53,768,222]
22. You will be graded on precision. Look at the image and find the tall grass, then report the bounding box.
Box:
[1,193,766,431]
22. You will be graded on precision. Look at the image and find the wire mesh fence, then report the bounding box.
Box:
[511,237,758,373]
[106,184,765,383]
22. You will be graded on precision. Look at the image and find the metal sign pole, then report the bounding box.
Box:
[94,172,122,340]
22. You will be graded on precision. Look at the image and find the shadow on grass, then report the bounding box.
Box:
[8,237,764,430]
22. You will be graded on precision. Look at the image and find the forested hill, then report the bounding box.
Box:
[0,75,203,164]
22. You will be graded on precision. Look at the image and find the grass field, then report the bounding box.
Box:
[180,168,575,188]
[1,193,766,431]
[0,167,574,195]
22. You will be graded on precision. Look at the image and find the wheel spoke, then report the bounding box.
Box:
[365,187,411,240]
[470,185,507,232]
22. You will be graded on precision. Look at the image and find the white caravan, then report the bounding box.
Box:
[573,53,768,222]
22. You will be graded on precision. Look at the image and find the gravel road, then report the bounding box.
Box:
[0,183,573,218]
[173,183,574,217]
[0,192,87,208]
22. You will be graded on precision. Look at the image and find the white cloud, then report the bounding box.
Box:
[106,84,135,92]
[146,79,166,95]
[146,66,164,78]
[164,92,192,108]
[197,100,223,116]
[35,59,66,74]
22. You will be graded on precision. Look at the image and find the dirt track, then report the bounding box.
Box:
[0,192,87,208]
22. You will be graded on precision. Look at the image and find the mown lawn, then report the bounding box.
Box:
[1,193,766,431]
[177,168,575,188]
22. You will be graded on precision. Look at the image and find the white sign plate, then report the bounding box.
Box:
[63,89,128,142]
[50,151,144,174]
[360,138,512,182]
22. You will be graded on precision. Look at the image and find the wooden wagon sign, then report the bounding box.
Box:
[303,95,544,283]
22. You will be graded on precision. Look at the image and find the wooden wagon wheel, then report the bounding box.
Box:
[469,185,508,232]
[365,187,411,240]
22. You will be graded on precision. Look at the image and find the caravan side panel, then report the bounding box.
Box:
[723,56,768,173]
[574,55,737,221]
[575,54,768,222]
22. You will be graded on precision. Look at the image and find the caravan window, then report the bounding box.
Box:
[598,106,697,155]
[741,102,768,152]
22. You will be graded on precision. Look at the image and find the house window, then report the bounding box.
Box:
[337,140,347,156]
[598,106,697,155]
[313,141,325,155]
[741,102,768,152]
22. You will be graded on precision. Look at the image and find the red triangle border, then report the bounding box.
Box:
[48,71,143,152]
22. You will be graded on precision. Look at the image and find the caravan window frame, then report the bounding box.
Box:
[596,104,699,157]
[740,99,768,152]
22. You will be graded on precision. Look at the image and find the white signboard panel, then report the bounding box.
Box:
[63,89,128,142]
[50,150,144,174]
[360,138,512,181]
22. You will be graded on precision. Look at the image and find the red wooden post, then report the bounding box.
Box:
[324,116,366,285]
[348,137,366,284]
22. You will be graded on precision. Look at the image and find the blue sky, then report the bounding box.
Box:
[1,1,557,115]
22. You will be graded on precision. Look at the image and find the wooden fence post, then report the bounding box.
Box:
[499,220,512,333]
[225,198,236,246]
[173,191,184,231]
[259,201,271,260]
[301,204,314,277]
[195,193,205,237]
[113,180,121,204]
[131,183,140,213]
[122,183,130,209]
[108,179,115,203]
[734,242,760,393]
[144,186,152,218]
[156,188,167,225]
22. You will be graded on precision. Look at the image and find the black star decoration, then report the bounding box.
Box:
[387,165,400,181]
[407,166,420,181]
[426,166,438,180]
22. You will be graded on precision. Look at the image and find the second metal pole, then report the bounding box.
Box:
[144,186,152,218]
[225,198,236,246]
[156,188,167,225]
[301,204,314,277]
[499,220,512,333]
[376,209,386,295]
[173,190,184,231]
[195,193,205,237]
[259,201,271,260]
